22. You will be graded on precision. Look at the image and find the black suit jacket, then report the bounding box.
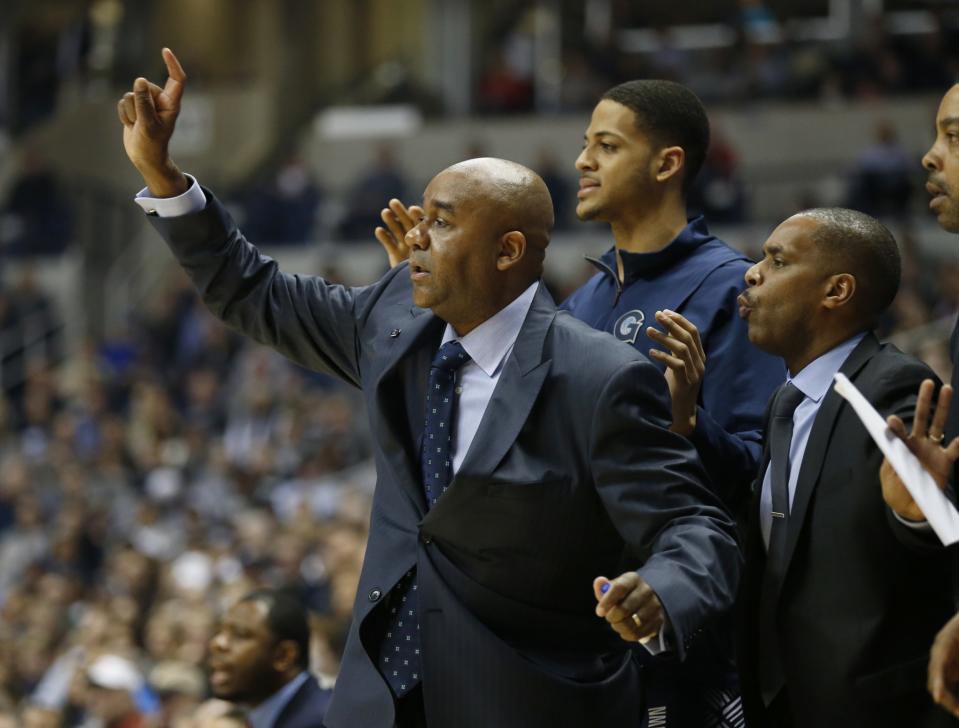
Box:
[273,674,332,728]
[150,192,742,728]
[738,334,955,728]
[947,320,959,482]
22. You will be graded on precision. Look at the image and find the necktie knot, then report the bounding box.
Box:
[773,382,805,420]
[431,340,471,373]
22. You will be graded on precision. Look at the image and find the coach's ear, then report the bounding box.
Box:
[496,231,526,270]
[821,272,856,311]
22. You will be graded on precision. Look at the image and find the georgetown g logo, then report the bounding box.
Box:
[614,310,645,344]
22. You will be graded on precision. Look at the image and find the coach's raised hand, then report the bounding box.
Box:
[880,379,959,522]
[117,47,189,198]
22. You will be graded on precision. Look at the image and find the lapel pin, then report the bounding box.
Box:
[389,329,401,338]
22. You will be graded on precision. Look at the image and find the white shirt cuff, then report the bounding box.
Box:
[639,626,669,655]
[892,509,933,531]
[134,174,205,217]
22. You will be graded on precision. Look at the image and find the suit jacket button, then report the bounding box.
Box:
[422,535,432,545]
[368,589,382,602]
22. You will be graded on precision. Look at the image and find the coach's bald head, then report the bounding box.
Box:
[407,157,554,335]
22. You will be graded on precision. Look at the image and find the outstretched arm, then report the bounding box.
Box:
[589,359,741,659]
[118,49,376,387]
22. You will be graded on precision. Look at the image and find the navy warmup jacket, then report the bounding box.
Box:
[562,215,785,503]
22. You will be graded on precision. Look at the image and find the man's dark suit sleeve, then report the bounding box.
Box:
[589,358,742,659]
[147,189,382,387]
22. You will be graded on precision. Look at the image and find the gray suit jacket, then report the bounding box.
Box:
[150,190,742,728]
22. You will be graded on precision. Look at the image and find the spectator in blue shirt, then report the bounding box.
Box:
[208,589,331,728]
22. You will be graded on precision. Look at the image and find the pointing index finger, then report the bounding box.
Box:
[161,47,187,103]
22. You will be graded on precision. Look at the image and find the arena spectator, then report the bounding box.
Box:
[239,155,322,245]
[1,150,73,257]
[337,145,410,240]
[207,589,332,727]
[847,119,915,220]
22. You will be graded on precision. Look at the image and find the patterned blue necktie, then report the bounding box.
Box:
[378,340,471,697]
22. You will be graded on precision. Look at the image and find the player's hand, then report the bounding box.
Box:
[646,310,705,436]
[929,611,959,718]
[881,379,959,522]
[593,572,665,643]
[116,47,189,197]
[374,199,421,267]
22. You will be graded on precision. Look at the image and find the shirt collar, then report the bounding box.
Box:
[441,281,539,377]
[789,333,866,404]
[597,215,713,282]
[247,671,309,728]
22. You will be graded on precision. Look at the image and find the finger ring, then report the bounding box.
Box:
[929,432,945,443]
[631,613,642,627]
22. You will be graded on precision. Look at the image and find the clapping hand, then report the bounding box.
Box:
[646,310,705,436]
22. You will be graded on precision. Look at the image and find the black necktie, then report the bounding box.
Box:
[759,381,805,705]
[378,340,471,698]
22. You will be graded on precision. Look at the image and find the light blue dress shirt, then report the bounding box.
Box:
[759,334,865,548]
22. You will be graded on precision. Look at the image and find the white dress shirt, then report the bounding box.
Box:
[134,174,206,216]
[439,283,537,473]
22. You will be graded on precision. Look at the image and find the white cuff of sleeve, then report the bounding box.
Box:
[134,174,205,217]
[892,509,933,531]
[639,626,669,655]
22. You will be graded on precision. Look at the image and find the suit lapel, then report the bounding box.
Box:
[778,333,880,577]
[447,284,555,482]
[370,306,445,515]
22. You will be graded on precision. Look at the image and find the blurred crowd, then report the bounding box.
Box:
[0,116,938,251]
[0,271,373,726]
[479,4,959,113]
